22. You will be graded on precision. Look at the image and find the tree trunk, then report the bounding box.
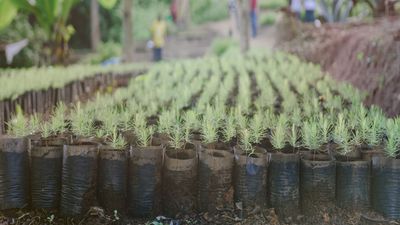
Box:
[90,0,101,50]
[238,0,250,53]
[177,0,191,29]
[122,0,134,62]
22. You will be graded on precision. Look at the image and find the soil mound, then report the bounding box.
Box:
[281,17,400,116]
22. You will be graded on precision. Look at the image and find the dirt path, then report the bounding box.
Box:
[206,18,278,50]
[132,18,279,62]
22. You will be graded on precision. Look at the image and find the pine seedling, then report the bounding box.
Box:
[109,127,127,150]
[136,124,155,147]
[40,122,52,139]
[302,119,322,151]
[249,111,266,144]
[235,107,248,131]
[134,110,147,131]
[385,119,400,158]
[201,109,219,144]
[158,110,175,134]
[270,114,288,150]
[183,110,199,142]
[49,103,67,135]
[239,128,254,154]
[289,123,300,148]
[70,103,93,137]
[318,113,332,144]
[222,111,236,143]
[169,124,185,150]
[291,108,302,127]
[7,105,30,137]
[29,113,41,135]
[367,113,384,147]
[119,110,133,132]
[333,114,353,156]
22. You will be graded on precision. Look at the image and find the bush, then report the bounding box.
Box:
[81,41,122,65]
[191,0,229,24]
[260,0,287,10]
[0,15,48,67]
[260,12,278,26]
[210,38,239,56]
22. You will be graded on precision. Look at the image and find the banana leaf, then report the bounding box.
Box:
[0,0,18,31]
[98,0,117,9]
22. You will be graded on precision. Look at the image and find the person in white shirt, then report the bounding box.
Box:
[304,0,316,22]
[290,0,302,19]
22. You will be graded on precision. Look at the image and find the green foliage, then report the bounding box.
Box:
[190,0,229,24]
[302,119,322,151]
[70,103,93,137]
[40,121,52,139]
[49,103,67,135]
[136,125,155,147]
[260,0,287,10]
[183,110,199,142]
[0,0,17,31]
[82,41,121,64]
[249,111,266,144]
[239,128,254,153]
[318,113,331,144]
[158,110,176,134]
[222,111,236,143]
[210,38,239,57]
[0,15,48,67]
[7,105,30,137]
[98,0,118,9]
[385,118,400,158]
[270,114,287,150]
[28,113,41,135]
[169,124,185,150]
[109,127,127,149]
[201,107,219,144]
[333,113,352,155]
[289,123,299,148]
[260,12,278,26]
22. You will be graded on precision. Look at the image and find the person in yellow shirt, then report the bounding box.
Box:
[151,15,167,62]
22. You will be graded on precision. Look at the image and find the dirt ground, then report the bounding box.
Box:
[278,17,400,117]
[1,204,393,225]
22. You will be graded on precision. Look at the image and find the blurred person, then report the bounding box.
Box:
[250,0,258,37]
[150,15,167,62]
[291,0,302,19]
[304,0,316,22]
[170,0,177,23]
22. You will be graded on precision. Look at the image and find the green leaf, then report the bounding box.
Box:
[98,0,117,9]
[0,0,18,31]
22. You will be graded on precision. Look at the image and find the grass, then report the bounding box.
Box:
[260,11,279,26]
[260,0,287,10]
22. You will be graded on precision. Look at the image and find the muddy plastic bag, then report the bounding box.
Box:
[300,154,336,214]
[163,146,197,217]
[31,145,63,209]
[336,160,370,209]
[128,146,163,217]
[98,148,128,214]
[233,146,268,216]
[0,136,29,210]
[198,148,234,213]
[60,143,98,216]
[267,152,300,217]
[371,156,400,219]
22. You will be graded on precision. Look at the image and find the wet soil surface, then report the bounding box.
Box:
[2,205,398,225]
